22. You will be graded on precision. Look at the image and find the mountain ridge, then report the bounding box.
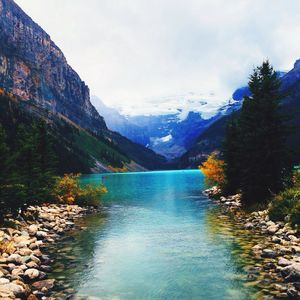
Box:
[0,0,166,172]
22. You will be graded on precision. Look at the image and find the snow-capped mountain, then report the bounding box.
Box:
[92,93,243,160]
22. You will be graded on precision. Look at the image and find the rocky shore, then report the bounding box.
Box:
[204,187,300,299]
[0,204,97,300]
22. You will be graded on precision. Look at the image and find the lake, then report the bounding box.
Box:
[48,170,261,299]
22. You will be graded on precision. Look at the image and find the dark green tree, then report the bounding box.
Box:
[222,113,241,195]
[35,121,57,201]
[13,121,57,208]
[238,61,287,204]
[0,125,9,184]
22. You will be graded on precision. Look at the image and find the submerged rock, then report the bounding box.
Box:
[32,279,55,291]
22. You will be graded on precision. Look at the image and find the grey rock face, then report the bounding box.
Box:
[0,0,107,134]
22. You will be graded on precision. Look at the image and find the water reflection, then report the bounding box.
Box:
[46,171,269,299]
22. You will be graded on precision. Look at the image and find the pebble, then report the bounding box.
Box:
[205,186,300,299]
[0,204,90,299]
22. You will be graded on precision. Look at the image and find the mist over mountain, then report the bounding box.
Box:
[94,93,243,160]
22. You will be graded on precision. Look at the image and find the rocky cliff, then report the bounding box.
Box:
[0,0,168,171]
[0,0,107,134]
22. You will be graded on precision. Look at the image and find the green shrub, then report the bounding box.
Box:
[76,184,107,207]
[269,183,300,228]
[290,201,300,228]
[269,196,294,222]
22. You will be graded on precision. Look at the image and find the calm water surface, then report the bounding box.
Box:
[48,170,260,299]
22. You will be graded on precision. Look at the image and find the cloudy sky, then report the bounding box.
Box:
[15,0,300,115]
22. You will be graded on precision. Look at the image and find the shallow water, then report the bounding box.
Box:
[48,170,264,299]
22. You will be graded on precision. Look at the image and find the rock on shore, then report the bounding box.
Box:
[204,186,300,299]
[0,204,90,299]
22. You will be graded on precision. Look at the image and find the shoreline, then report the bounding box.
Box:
[204,186,300,299]
[0,204,99,300]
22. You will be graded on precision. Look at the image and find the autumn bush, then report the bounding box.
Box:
[51,173,107,207]
[199,153,225,187]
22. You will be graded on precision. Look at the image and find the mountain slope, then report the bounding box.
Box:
[94,95,243,160]
[0,0,166,171]
[0,92,132,173]
[181,67,299,168]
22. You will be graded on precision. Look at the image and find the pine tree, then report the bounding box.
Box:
[0,125,10,221]
[222,114,241,195]
[0,125,9,184]
[35,121,57,201]
[238,61,287,204]
[14,121,57,208]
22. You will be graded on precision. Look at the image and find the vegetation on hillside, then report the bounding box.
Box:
[0,94,111,222]
[0,93,130,174]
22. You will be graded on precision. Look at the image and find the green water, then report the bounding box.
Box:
[48,170,261,299]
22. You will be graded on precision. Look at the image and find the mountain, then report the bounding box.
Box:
[180,68,299,168]
[93,96,150,146]
[94,95,243,160]
[0,0,166,172]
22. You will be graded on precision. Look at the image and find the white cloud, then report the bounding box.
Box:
[15,0,300,115]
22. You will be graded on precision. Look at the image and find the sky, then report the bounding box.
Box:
[15,0,300,115]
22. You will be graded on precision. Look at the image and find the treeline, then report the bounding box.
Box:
[200,61,299,227]
[0,121,56,219]
[223,61,288,204]
[0,93,126,222]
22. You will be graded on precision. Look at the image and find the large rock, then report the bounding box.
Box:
[7,254,23,264]
[36,231,47,239]
[281,263,300,281]
[0,278,10,285]
[28,225,38,236]
[32,279,55,291]
[0,282,26,297]
[267,225,278,234]
[278,258,293,267]
[24,268,39,280]
[261,249,278,258]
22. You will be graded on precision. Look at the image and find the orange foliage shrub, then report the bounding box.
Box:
[51,174,107,207]
[199,154,225,186]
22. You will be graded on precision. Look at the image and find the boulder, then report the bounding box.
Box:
[0,278,10,285]
[2,282,26,297]
[7,254,23,264]
[261,249,278,258]
[245,222,254,229]
[278,258,293,267]
[281,263,300,281]
[36,231,47,239]
[267,225,278,234]
[24,268,39,280]
[32,279,55,291]
[28,225,38,236]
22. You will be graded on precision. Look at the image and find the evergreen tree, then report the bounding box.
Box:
[238,61,287,204]
[0,125,10,220]
[14,121,57,208]
[35,121,57,201]
[222,114,241,195]
[0,125,9,184]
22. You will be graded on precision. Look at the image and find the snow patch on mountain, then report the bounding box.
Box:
[110,91,229,120]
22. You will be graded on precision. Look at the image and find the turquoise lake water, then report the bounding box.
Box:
[49,170,259,299]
